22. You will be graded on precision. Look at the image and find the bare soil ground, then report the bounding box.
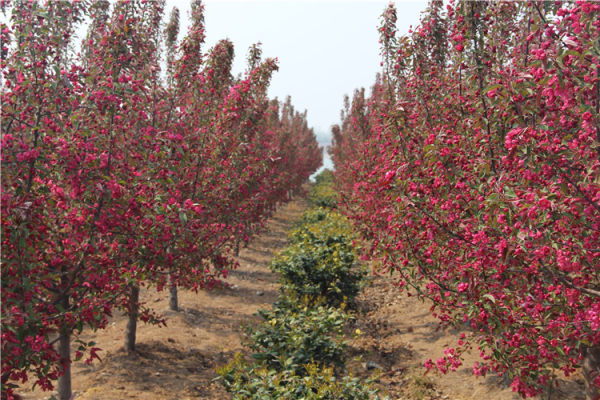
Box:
[349,277,587,400]
[20,196,587,400]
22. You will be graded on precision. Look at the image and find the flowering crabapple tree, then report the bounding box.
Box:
[1,0,321,399]
[330,1,599,398]
[1,1,122,398]
[155,1,320,313]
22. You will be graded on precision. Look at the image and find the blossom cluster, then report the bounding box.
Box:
[1,0,321,397]
[330,1,599,397]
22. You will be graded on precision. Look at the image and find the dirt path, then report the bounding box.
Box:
[21,197,308,400]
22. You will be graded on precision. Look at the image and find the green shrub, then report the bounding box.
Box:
[313,169,335,186]
[217,176,383,399]
[218,354,385,400]
[308,183,339,209]
[246,299,349,374]
[291,208,356,243]
[308,169,339,208]
[273,208,365,308]
[271,244,363,308]
[294,206,330,226]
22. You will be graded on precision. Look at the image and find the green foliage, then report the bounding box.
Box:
[218,177,383,398]
[246,298,349,374]
[308,169,339,208]
[294,206,331,225]
[271,245,363,308]
[273,208,365,308]
[291,208,355,240]
[313,169,335,186]
[218,354,384,400]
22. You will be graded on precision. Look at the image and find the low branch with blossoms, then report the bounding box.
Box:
[330,1,599,398]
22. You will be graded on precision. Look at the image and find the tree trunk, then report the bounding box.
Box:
[169,273,178,311]
[583,346,600,400]
[124,284,139,353]
[57,326,71,400]
[234,239,240,257]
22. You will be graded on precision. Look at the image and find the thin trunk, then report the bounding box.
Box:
[234,240,240,257]
[57,328,71,400]
[583,346,600,400]
[57,295,71,400]
[124,284,139,353]
[169,273,178,311]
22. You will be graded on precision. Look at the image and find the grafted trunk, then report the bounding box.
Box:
[583,346,600,400]
[169,273,178,311]
[124,284,139,353]
[57,326,71,400]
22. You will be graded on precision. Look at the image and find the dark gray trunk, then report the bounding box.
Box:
[234,240,240,257]
[583,346,600,400]
[57,327,71,400]
[169,274,178,311]
[124,284,139,353]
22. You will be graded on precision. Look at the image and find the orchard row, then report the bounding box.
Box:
[218,174,379,399]
[330,1,599,398]
[0,1,321,399]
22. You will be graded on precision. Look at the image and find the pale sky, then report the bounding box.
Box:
[169,0,428,161]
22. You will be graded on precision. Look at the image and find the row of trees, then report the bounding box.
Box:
[1,1,321,399]
[330,0,599,398]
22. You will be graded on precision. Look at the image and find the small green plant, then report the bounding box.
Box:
[294,206,330,226]
[313,169,336,186]
[308,184,339,209]
[246,298,349,374]
[271,244,363,308]
[308,169,339,208]
[218,354,386,400]
[290,207,357,244]
[273,208,364,308]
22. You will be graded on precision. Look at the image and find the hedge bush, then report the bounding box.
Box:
[272,208,365,308]
[219,184,384,399]
[245,298,349,374]
[308,169,339,208]
[218,355,384,400]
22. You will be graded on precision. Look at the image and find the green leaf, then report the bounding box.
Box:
[178,212,187,224]
[483,294,496,304]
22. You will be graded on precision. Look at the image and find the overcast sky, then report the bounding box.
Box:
[169,0,428,146]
